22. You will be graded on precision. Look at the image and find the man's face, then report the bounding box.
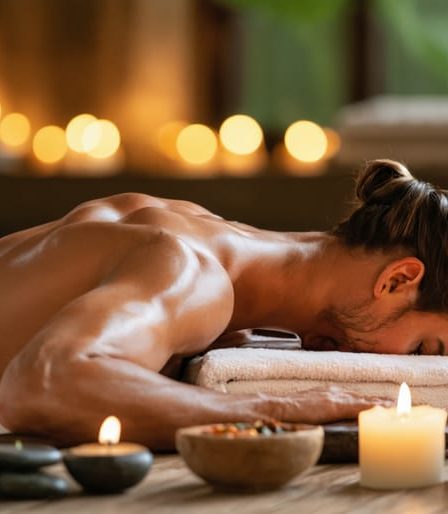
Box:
[302,307,448,356]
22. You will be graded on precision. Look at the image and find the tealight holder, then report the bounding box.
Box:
[63,416,153,494]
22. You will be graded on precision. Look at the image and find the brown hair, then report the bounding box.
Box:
[332,159,448,313]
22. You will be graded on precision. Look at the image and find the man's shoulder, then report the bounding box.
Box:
[61,192,222,226]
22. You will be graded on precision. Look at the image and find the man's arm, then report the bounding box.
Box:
[0,329,386,450]
[0,296,389,451]
[0,300,389,450]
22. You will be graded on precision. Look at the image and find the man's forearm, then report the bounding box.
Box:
[0,346,391,450]
[0,354,271,450]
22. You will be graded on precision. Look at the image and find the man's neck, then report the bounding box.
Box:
[228,231,338,333]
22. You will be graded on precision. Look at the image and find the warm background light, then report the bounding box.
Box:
[156,120,187,160]
[98,415,121,445]
[323,127,341,159]
[284,120,328,162]
[32,125,67,164]
[176,124,217,165]
[0,113,31,148]
[82,119,121,159]
[219,114,263,155]
[66,114,97,153]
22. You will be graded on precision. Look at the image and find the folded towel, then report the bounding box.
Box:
[184,343,448,408]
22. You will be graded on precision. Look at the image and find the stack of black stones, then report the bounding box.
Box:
[0,440,68,499]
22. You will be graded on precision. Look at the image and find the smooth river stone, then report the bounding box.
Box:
[319,422,448,464]
[0,471,69,499]
[0,443,62,471]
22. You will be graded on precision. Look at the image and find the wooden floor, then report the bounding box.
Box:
[2,455,448,514]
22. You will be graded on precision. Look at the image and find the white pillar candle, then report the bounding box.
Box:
[359,383,447,489]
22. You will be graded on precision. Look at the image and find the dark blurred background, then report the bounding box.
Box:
[1,0,448,235]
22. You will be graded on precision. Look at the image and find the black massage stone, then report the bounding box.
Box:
[0,470,69,499]
[0,443,62,471]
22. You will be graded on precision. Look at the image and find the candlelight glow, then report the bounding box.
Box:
[98,416,121,445]
[33,126,67,164]
[397,383,412,416]
[0,113,31,148]
[157,121,187,159]
[219,115,263,156]
[284,120,327,163]
[176,124,217,165]
[66,114,97,153]
[82,119,121,159]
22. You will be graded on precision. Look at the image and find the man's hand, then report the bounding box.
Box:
[265,386,394,425]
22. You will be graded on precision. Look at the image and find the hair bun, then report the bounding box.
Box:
[333,159,448,313]
[356,159,414,206]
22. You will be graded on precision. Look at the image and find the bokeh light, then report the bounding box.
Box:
[82,119,121,159]
[156,121,187,159]
[284,120,327,162]
[0,113,31,148]
[219,114,263,155]
[66,114,97,153]
[33,125,67,164]
[176,124,217,165]
[323,127,341,159]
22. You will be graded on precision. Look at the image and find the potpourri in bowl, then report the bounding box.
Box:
[176,420,324,491]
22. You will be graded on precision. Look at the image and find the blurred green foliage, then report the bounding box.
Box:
[217,0,448,129]
[376,0,448,92]
[238,10,348,129]
[219,0,349,24]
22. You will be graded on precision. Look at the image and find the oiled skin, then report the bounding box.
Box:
[0,193,391,449]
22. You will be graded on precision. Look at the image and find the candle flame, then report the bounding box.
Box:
[98,416,121,444]
[396,382,412,416]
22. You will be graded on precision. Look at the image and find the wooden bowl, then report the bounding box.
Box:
[176,423,324,491]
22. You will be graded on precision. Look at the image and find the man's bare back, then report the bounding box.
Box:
[0,192,394,448]
[0,193,296,374]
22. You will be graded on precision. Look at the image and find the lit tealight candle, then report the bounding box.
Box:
[359,383,447,489]
[63,416,153,493]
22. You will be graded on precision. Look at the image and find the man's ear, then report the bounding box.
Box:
[373,257,425,299]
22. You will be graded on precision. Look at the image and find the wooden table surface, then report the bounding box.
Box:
[2,455,448,514]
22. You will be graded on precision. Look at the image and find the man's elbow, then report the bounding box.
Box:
[0,360,44,433]
[0,344,82,438]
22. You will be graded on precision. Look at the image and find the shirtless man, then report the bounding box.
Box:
[0,159,447,449]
